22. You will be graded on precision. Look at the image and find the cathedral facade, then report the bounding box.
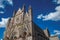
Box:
[4,5,58,40]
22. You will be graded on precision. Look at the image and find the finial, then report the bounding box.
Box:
[18,8,21,11]
[18,8,21,13]
[22,4,25,12]
[29,5,32,9]
[28,5,32,14]
[46,27,48,30]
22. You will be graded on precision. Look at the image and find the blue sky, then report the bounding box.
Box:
[0,0,60,40]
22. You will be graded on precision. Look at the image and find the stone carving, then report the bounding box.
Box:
[4,5,50,40]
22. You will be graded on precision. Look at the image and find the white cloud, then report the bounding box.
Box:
[1,39,3,40]
[53,0,60,4]
[0,18,9,28]
[0,5,4,8]
[37,10,60,21]
[0,0,13,14]
[51,34,54,36]
[37,14,43,19]
[43,11,60,21]
[57,0,60,4]
[54,30,60,36]
[37,0,60,21]
[0,0,4,8]
[6,0,13,5]
[51,30,60,36]
[0,11,4,14]
[0,0,13,8]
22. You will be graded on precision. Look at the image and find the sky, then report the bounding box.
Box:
[0,0,60,40]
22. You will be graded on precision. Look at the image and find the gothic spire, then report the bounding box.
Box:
[28,5,32,20]
[28,5,32,14]
[22,4,25,12]
[29,5,32,10]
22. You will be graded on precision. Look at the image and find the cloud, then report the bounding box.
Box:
[54,30,60,35]
[0,0,4,8]
[53,0,60,4]
[57,0,60,4]
[0,5,4,9]
[37,10,60,21]
[1,39,3,40]
[37,0,60,21]
[51,30,60,36]
[0,0,13,14]
[0,18,9,28]
[6,0,13,6]
[0,11,4,14]
[51,34,55,36]
[37,14,43,19]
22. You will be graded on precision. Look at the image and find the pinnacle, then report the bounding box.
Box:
[18,8,21,11]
